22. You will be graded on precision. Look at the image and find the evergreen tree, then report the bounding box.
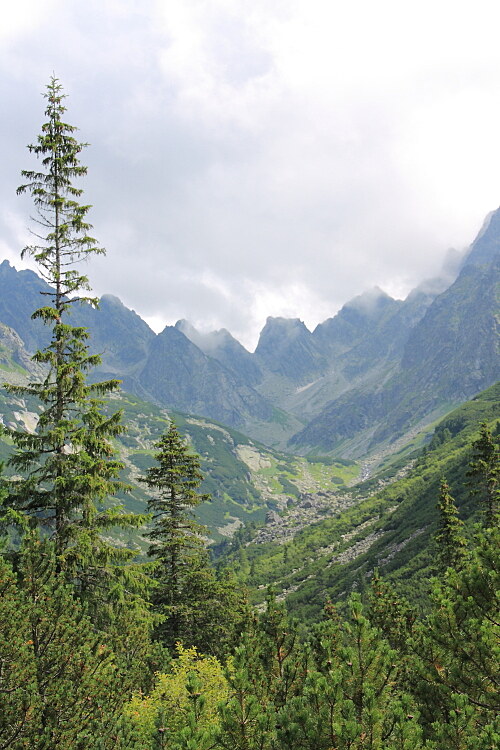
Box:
[3,77,147,603]
[368,572,416,653]
[142,421,245,653]
[0,536,133,749]
[257,590,307,710]
[467,422,499,527]
[216,637,276,750]
[435,480,467,573]
[276,596,423,750]
[411,525,500,743]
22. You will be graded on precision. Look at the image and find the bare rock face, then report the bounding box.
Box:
[290,212,500,455]
[265,510,281,525]
[255,316,329,384]
[139,325,273,429]
[176,320,263,387]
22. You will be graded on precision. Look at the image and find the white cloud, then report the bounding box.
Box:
[1,0,500,350]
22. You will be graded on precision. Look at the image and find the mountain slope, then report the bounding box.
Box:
[1,206,498,457]
[139,324,273,429]
[0,333,357,543]
[175,319,264,387]
[0,261,285,439]
[220,382,500,620]
[290,213,499,456]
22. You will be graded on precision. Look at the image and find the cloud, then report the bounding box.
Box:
[1,1,500,350]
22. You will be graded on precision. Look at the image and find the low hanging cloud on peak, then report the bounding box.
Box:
[1,0,500,350]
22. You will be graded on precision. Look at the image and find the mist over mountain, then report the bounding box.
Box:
[0,206,498,455]
[290,209,499,455]
[175,319,263,387]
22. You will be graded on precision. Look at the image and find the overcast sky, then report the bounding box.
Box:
[1,1,500,350]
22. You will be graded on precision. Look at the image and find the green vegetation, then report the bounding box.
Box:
[2,78,148,622]
[0,386,361,543]
[219,383,500,620]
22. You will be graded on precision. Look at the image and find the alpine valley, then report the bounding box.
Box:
[0,205,498,584]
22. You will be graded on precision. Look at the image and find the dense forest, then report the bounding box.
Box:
[0,79,498,750]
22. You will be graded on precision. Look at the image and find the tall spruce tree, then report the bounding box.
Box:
[142,421,246,654]
[467,422,499,527]
[4,77,146,598]
[141,422,209,647]
[435,480,467,573]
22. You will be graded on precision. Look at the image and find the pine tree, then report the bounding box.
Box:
[435,480,467,573]
[3,77,147,601]
[215,637,276,750]
[276,595,423,750]
[257,590,307,710]
[368,572,416,653]
[141,422,211,648]
[411,525,500,743]
[467,422,499,527]
[0,535,133,749]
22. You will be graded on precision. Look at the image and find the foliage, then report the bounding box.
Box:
[410,525,500,742]
[2,78,148,613]
[218,384,500,618]
[434,480,467,572]
[467,421,499,526]
[0,536,132,749]
[123,644,228,747]
[0,78,498,749]
[142,422,247,654]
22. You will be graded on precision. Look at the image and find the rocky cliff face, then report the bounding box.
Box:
[255,317,329,383]
[0,262,275,431]
[175,320,263,387]
[139,325,273,428]
[0,261,50,352]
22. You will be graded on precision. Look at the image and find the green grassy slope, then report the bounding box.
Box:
[0,367,359,545]
[218,382,499,620]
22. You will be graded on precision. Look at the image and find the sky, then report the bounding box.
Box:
[1,0,500,351]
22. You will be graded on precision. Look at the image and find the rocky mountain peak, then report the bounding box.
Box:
[463,205,500,267]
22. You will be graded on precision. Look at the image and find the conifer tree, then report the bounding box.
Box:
[257,590,307,709]
[142,422,210,645]
[216,637,276,750]
[3,77,146,600]
[276,595,423,750]
[368,572,416,653]
[411,525,500,743]
[143,421,248,654]
[467,421,499,527]
[0,536,131,749]
[435,480,467,573]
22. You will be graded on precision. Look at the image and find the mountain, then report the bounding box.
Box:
[0,261,51,352]
[313,287,400,363]
[139,324,272,429]
[77,294,156,377]
[0,261,281,437]
[254,316,329,384]
[289,211,500,456]
[0,206,498,458]
[0,260,156,375]
[0,336,359,543]
[175,319,263,387]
